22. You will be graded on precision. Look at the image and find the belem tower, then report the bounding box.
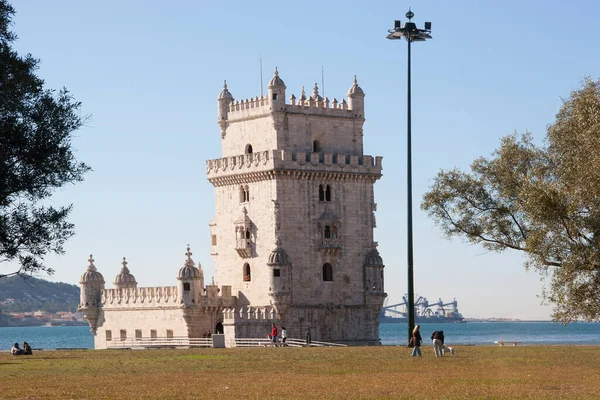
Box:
[79,68,386,348]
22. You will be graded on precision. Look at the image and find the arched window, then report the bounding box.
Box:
[245,144,253,154]
[332,226,338,238]
[325,185,331,201]
[313,140,320,153]
[324,225,331,239]
[239,185,250,203]
[323,263,333,281]
[244,263,251,281]
[183,282,191,291]
[245,228,251,240]
[318,185,324,201]
[215,322,223,334]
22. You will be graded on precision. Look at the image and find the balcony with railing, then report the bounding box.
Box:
[235,239,253,258]
[320,238,341,254]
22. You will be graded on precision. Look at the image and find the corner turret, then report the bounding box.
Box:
[347,75,365,117]
[267,67,286,110]
[177,245,203,305]
[218,80,234,138]
[364,243,386,305]
[79,255,105,333]
[267,237,292,314]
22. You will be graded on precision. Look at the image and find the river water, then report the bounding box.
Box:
[1,322,599,350]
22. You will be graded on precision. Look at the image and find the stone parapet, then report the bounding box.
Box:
[225,92,359,123]
[101,285,235,309]
[222,306,278,323]
[206,150,382,186]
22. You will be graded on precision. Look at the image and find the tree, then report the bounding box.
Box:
[421,78,600,322]
[0,1,90,278]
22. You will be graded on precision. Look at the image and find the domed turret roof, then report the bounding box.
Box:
[347,75,365,96]
[178,246,201,279]
[114,257,137,285]
[267,237,290,265]
[365,247,384,266]
[80,255,105,283]
[268,67,286,87]
[218,80,234,101]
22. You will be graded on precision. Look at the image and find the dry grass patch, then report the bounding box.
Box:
[1,346,599,399]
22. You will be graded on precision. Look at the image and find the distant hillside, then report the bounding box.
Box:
[0,276,80,313]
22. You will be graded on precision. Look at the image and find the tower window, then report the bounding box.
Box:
[313,140,320,152]
[239,185,250,203]
[245,228,251,239]
[211,235,217,246]
[183,282,190,291]
[319,185,324,201]
[324,225,331,239]
[273,269,281,277]
[245,144,253,154]
[273,93,278,100]
[244,263,251,281]
[323,263,333,282]
[325,185,332,201]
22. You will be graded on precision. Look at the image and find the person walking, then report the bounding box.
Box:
[281,326,288,346]
[411,325,422,356]
[431,330,445,357]
[270,323,278,346]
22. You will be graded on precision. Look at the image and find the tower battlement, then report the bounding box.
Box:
[206,150,382,185]
[224,91,356,122]
[222,306,277,323]
[217,69,366,140]
[100,285,235,309]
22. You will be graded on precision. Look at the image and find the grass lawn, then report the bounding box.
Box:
[1,345,600,399]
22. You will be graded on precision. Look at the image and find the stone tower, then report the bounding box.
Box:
[207,68,385,344]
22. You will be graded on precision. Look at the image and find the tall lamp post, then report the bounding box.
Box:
[386,9,432,345]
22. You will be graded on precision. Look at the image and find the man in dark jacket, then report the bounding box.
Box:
[431,330,444,357]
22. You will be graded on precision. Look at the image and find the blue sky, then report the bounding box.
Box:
[7,0,600,319]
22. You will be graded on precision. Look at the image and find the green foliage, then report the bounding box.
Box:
[0,276,80,313]
[0,0,90,278]
[422,78,600,322]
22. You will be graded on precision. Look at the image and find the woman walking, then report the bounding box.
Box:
[411,325,422,357]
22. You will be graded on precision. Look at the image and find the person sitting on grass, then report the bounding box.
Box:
[11,342,23,355]
[23,342,32,355]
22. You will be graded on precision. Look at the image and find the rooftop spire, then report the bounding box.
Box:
[120,257,130,273]
[87,254,97,271]
[185,245,194,265]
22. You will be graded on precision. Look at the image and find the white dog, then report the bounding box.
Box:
[443,345,455,356]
